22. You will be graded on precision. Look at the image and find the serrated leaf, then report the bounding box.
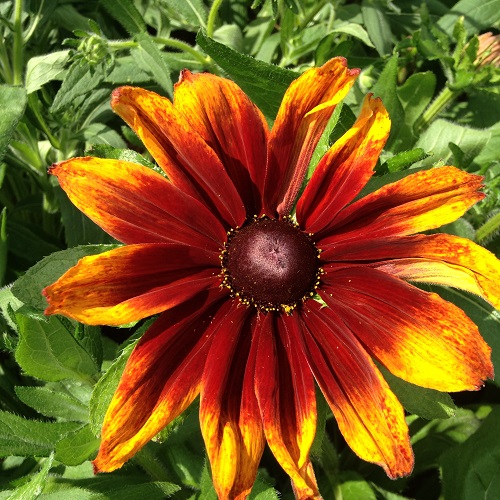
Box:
[196,29,298,120]
[100,0,146,34]
[25,50,70,93]
[11,245,119,312]
[0,411,82,457]
[15,313,99,383]
[55,424,100,465]
[15,386,89,422]
[0,85,27,161]
[7,453,54,500]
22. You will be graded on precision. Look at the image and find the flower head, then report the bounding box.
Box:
[43,57,500,499]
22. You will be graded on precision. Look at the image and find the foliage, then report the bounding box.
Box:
[0,0,499,498]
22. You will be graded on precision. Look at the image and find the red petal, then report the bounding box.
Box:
[320,267,493,391]
[50,157,226,250]
[174,70,269,216]
[300,301,414,479]
[43,243,221,325]
[112,86,246,228]
[200,303,265,499]
[264,57,359,216]
[93,291,225,472]
[254,313,320,498]
[297,94,390,233]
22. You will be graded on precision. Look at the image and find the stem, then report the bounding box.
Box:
[414,85,462,133]
[476,211,500,244]
[299,0,329,29]
[206,0,224,38]
[153,36,211,67]
[12,0,24,85]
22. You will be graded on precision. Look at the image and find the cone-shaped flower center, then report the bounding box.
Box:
[222,217,320,312]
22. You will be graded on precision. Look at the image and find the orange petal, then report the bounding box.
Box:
[43,243,220,326]
[200,303,265,499]
[254,313,320,498]
[111,86,245,228]
[93,292,224,472]
[321,166,484,242]
[173,70,269,216]
[264,57,360,216]
[320,267,493,392]
[300,301,414,479]
[297,94,390,234]
[51,157,227,250]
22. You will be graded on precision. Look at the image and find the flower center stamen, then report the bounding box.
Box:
[221,217,321,312]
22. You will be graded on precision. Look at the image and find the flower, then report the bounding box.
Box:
[43,57,500,499]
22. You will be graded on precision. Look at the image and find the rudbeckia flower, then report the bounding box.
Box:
[43,57,500,499]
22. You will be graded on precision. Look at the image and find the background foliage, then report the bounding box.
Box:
[0,0,499,498]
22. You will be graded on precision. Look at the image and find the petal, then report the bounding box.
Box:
[43,243,220,326]
[51,157,226,250]
[254,313,320,498]
[297,94,390,233]
[93,291,225,472]
[111,86,246,228]
[319,166,484,242]
[173,70,269,216]
[322,233,500,309]
[300,301,413,479]
[264,57,360,216]
[200,303,265,499]
[320,267,493,392]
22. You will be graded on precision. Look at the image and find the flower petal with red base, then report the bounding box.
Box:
[51,157,226,250]
[112,86,245,228]
[264,57,360,216]
[93,291,225,473]
[320,267,493,392]
[200,304,265,500]
[173,70,269,216]
[300,301,414,479]
[297,94,390,234]
[319,166,484,243]
[254,313,320,499]
[43,243,220,326]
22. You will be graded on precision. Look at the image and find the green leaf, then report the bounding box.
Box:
[380,366,456,420]
[55,424,100,465]
[383,148,430,173]
[83,123,127,148]
[100,0,146,34]
[361,0,392,56]
[0,411,82,457]
[161,0,208,28]
[441,406,500,499]
[132,33,173,95]
[338,471,377,500]
[437,0,500,35]
[196,29,298,120]
[11,245,119,312]
[331,22,374,48]
[15,386,89,422]
[7,453,54,500]
[88,144,156,169]
[0,85,27,161]
[0,285,23,332]
[15,313,99,383]
[25,50,70,93]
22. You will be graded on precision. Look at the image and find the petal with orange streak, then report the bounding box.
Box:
[264,57,360,216]
[43,243,220,326]
[254,313,320,498]
[300,300,414,479]
[320,267,493,392]
[200,304,265,499]
[51,157,227,250]
[297,94,390,234]
[173,70,269,216]
[319,233,500,309]
[111,86,245,228]
[320,166,484,242]
[93,291,225,473]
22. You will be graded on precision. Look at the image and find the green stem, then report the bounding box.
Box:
[476,211,500,244]
[414,85,462,132]
[299,0,329,29]
[153,36,211,66]
[0,31,14,83]
[206,0,224,38]
[12,0,24,85]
